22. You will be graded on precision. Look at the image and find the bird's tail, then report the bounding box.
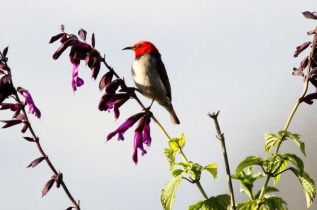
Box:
[169,109,180,124]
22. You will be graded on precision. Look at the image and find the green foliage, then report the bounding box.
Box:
[169,133,186,151]
[172,169,183,177]
[161,175,182,210]
[289,168,316,208]
[282,153,304,175]
[164,148,177,170]
[262,154,284,174]
[202,163,217,180]
[236,157,264,174]
[232,167,265,199]
[272,159,288,185]
[264,133,281,154]
[237,196,287,210]
[278,131,305,156]
[188,201,204,210]
[188,194,230,210]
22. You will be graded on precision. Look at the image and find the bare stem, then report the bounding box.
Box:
[2,53,80,209]
[208,111,236,210]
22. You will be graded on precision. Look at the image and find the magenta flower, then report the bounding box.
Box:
[133,115,151,164]
[72,63,84,91]
[107,112,145,141]
[98,93,130,119]
[18,88,41,118]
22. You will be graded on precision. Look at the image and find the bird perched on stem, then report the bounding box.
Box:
[123,41,180,124]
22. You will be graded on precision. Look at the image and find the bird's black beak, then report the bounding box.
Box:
[122,46,134,51]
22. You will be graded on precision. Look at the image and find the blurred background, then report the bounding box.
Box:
[1,0,317,209]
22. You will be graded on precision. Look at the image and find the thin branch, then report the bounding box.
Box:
[1,52,80,210]
[208,111,236,210]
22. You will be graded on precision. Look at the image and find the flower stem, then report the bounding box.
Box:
[257,29,317,203]
[3,52,80,210]
[208,111,236,210]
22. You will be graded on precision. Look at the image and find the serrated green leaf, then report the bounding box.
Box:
[172,169,183,177]
[279,131,305,156]
[164,148,175,162]
[237,197,287,210]
[290,168,316,208]
[202,163,217,180]
[291,137,306,156]
[264,133,281,154]
[261,196,288,210]
[278,131,301,140]
[282,153,304,175]
[263,154,284,175]
[299,172,316,208]
[188,201,203,210]
[161,175,182,210]
[236,200,254,210]
[236,156,264,174]
[202,194,231,210]
[164,148,177,170]
[179,133,185,149]
[255,186,279,199]
[169,140,180,151]
[273,160,288,185]
[232,167,265,200]
[188,162,203,180]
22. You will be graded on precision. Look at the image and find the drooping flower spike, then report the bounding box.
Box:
[71,63,84,92]
[17,88,41,118]
[132,114,152,164]
[107,112,145,141]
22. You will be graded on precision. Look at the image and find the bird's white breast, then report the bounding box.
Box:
[131,54,166,100]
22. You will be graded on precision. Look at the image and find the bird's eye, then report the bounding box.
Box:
[136,45,141,48]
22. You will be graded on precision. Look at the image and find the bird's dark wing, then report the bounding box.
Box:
[152,53,172,101]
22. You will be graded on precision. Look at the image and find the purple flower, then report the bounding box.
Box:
[72,63,84,91]
[18,88,41,118]
[132,115,152,164]
[98,93,129,119]
[107,112,145,141]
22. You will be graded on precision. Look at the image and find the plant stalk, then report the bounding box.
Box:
[208,111,236,210]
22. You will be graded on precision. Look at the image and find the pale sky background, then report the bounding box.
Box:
[1,0,317,209]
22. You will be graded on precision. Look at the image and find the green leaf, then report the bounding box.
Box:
[188,162,203,180]
[202,194,231,210]
[164,148,176,170]
[255,186,279,199]
[261,196,288,210]
[172,169,183,177]
[237,197,287,210]
[232,167,265,200]
[278,131,305,156]
[161,175,182,210]
[263,154,284,174]
[265,133,281,154]
[282,153,304,175]
[290,168,316,208]
[178,133,185,149]
[169,133,186,151]
[169,140,180,151]
[188,201,203,210]
[202,163,217,180]
[236,156,264,174]
[273,160,288,185]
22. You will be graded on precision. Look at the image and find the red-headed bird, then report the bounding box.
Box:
[123,41,180,124]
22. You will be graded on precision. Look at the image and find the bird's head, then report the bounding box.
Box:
[122,41,159,58]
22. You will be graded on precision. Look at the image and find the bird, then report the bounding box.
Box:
[122,41,180,124]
